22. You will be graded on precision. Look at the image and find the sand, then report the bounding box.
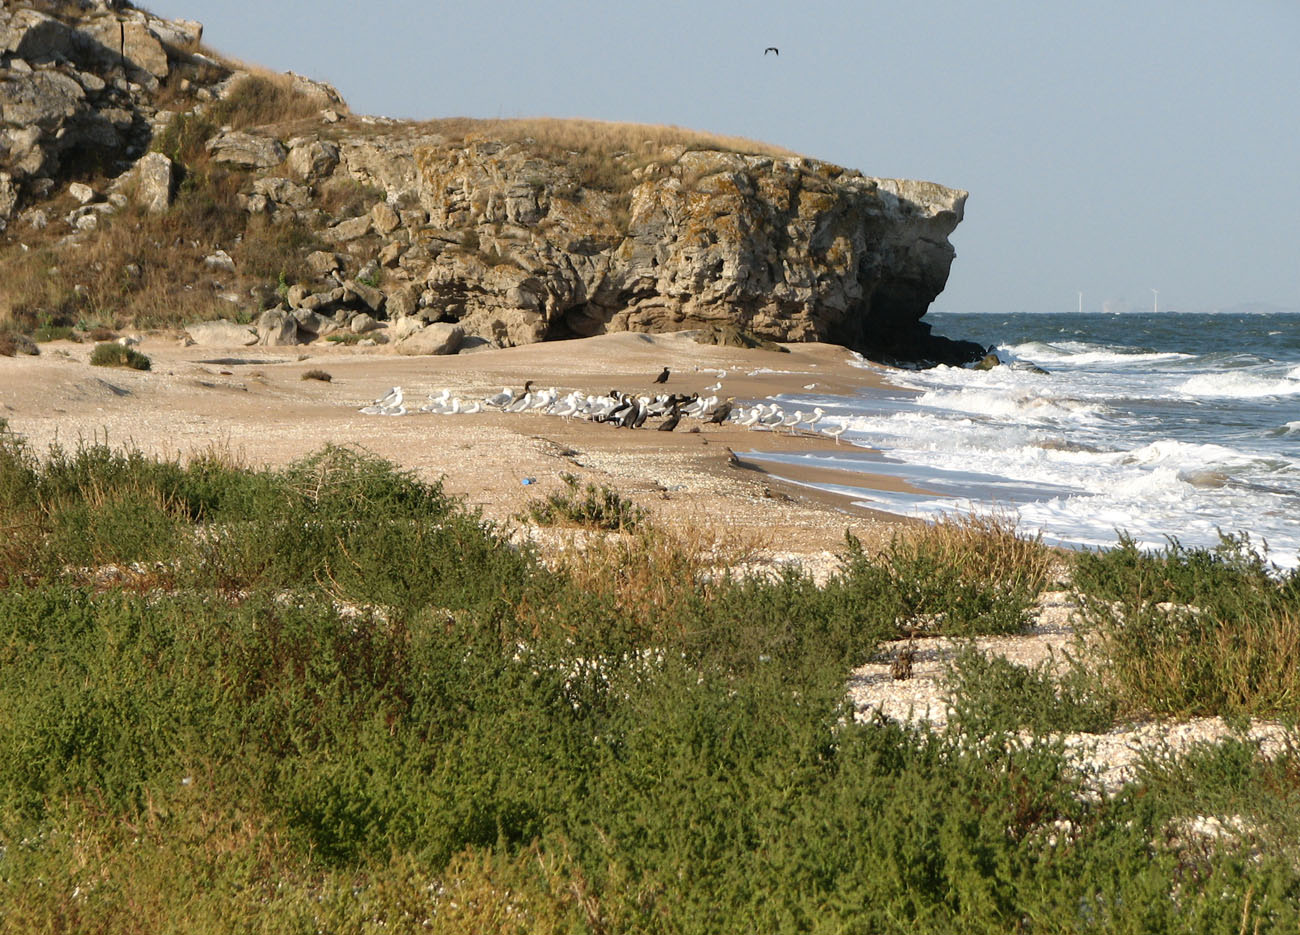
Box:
[0,331,921,563]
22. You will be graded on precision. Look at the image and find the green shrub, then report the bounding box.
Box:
[942,646,1119,736]
[88,342,150,370]
[522,472,648,531]
[1072,533,1300,718]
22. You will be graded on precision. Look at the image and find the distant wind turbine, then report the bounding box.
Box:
[1151,288,1159,314]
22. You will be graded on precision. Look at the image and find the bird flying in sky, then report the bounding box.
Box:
[764,47,779,55]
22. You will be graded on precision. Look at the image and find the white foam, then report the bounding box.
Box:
[912,386,1104,425]
[1178,372,1300,399]
[1005,341,1192,367]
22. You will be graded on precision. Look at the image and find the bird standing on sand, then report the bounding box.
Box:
[706,399,735,425]
[657,405,683,432]
[654,367,670,384]
[508,380,535,406]
[823,422,847,444]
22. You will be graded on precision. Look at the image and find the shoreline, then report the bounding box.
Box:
[1,330,925,560]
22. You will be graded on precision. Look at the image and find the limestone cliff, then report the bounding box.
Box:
[0,1,981,365]
[402,140,970,362]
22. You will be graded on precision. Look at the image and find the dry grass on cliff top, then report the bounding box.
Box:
[416,116,800,160]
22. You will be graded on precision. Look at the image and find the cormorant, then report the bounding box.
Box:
[706,399,734,424]
[657,406,683,432]
[507,380,534,406]
[654,367,670,384]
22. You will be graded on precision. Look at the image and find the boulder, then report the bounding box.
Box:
[257,308,299,346]
[203,250,236,273]
[206,131,287,169]
[83,20,170,78]
[69,182,95,204]
[350,312,380,334]
[286,138,340,181]
[184,320,258,346]
[125,152,174,213]
[291,308,327,337]
[385,284,419,319]
[371,200,400,234]
[395,322,464,356]
[0,172,16,224]
[343,280,385,313]
[285,284,311,308]
[305,250,342,276]
[390,315,425,341]
[253,176,310,209]
[323,214,371,243]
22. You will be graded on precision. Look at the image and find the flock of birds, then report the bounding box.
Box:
[358,367,850,443]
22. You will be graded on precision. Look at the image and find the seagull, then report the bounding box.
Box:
[764,47,779,56]
[739,406,763,429]
[654,367,670,384]
[360,386,403,415]
[781,410,803,434]
[823,422,847,444]
[484,386,512,408]
[704,381,723,393]
[802,407,825,432]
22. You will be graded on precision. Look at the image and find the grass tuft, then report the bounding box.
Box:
[89,343,151,370]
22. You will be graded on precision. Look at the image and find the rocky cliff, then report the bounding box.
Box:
[0,1,981,365]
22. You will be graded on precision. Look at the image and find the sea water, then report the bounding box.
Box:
[748,312,1300,568]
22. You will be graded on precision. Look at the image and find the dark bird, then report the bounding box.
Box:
[507,379,534,406]
[764,47,779,55]
[706,398,735,425]
[631,399,650,429]
[657,406,683,432]
[653,366,670,384]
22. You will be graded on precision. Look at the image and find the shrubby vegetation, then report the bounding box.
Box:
[0,427,1297,932]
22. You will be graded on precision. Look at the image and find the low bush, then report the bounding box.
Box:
[88,342,150,370]
[842,512,1055,637]
[1072,534,1300,718]
[942,646,1119,736]
[522,471,648,531]
[300,368,332,382]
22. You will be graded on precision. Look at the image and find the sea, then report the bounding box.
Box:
[747,311,1300,569]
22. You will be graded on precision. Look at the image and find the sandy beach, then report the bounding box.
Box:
[1,331,925,562]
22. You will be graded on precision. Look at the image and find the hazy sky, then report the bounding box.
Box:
[149,0,1300,315]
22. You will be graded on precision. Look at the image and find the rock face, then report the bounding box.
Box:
[0,2,203,218]
[0,3,981,365]
[395,139,974,362]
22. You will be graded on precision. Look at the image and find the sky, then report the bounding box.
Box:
[148,0,1300,316]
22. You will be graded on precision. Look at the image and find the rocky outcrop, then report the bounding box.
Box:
[0,3,981,365]
[415,144,971,361]
[0,2,209,222]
